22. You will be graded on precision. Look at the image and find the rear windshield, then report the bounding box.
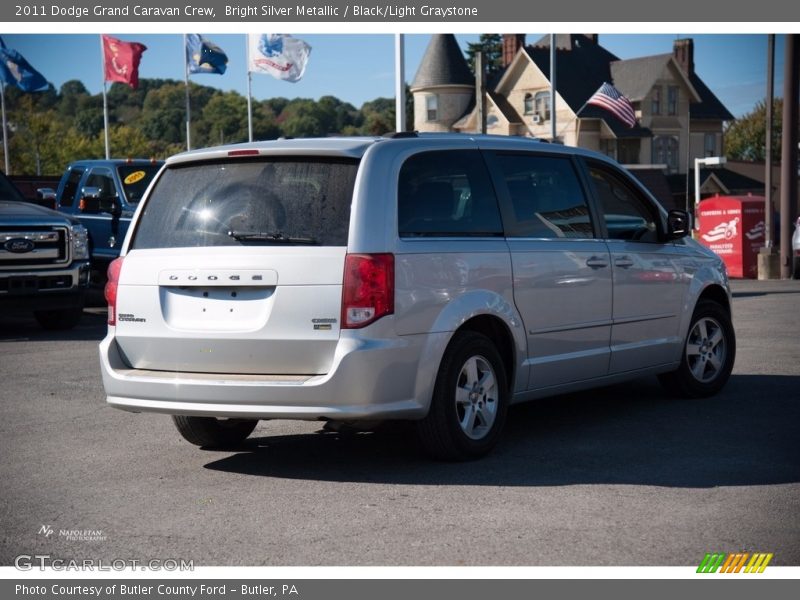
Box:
[130,157,358,249]
[117,165,161,204]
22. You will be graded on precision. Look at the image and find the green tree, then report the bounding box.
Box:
[465,34,503,81]
[724,99,784,161]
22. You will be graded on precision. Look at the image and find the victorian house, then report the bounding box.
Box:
[411,34,761,207]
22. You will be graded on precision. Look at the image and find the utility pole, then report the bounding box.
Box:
[779,34,799,279]
[476,52,486,134]
[758,34,779,279]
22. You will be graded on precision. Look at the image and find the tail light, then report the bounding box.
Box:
[105,257,124,325]
[341,253,394,329]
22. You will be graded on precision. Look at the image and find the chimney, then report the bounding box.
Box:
[583,34,599,44]
[673,38,694,75]
[502,34,525,67]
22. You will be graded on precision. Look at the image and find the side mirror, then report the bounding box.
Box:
[36,187,57,202]
[79,187,104,213]
[666,209,691,240]
[35,187,57,210]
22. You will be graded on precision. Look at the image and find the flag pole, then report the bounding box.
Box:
[395,34,405,132]
[247,71,253,143]
[246,37,253,143]
[184,34,191,151]
[1,81,9,174]
[100,35,110,159]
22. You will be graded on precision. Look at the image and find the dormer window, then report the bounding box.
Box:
[534,91,551,120]
[668,86,679,116]
[523,93,534,115]
[652,87,662,115]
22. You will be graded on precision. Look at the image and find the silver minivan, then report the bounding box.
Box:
[100,134,735,460]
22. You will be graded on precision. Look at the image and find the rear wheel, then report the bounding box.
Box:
[659,300,735,398]
[172,416,258,448]
[416,331,508,461]
[34,306,84,330]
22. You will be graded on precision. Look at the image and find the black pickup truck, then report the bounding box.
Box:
[1,170,91,330]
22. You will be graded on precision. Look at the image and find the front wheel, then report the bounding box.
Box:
[416,331,508,461]
[659,300,736,398]
[172,416,258,448]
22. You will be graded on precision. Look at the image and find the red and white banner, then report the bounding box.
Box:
[102,34,146,89]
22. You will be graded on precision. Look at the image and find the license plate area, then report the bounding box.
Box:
[158,285,275,332]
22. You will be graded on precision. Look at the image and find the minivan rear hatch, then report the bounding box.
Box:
[114,155,359,375]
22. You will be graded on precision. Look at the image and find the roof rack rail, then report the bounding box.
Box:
[382,131,419,139]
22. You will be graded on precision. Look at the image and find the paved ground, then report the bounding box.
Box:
[0,280,798,567]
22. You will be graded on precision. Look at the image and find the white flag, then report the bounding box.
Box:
[248,34,311,82]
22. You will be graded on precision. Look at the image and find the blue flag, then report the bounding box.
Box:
[0,37,48,92]
[186,34,228,75]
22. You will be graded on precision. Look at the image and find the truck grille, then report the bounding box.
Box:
[0,226,69,269]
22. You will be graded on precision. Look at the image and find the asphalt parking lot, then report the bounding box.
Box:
[0,279,798,567]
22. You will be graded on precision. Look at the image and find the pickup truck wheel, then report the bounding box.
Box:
[658,300,736,398]
[172,416,258,448]
[416,331,508,461]
[33,306,84,330]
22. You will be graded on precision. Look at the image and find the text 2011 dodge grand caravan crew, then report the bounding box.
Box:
[100,135,735,460]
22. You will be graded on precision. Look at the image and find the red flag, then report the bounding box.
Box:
[102,35,146,89]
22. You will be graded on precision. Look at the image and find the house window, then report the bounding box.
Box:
[425,95,438,122]
[601,139,617,161]
[652,136,679,172]
[534,91,551,120]
[651,87,662,115]
[667,86,679,116]
[523,93,534,115]
[704,133,716,157]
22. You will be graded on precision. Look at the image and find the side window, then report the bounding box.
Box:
[59,167,85,207]
[495,153,594,239]
[398,150,503,237]
[587,164,660,243]
[85,168,117,200]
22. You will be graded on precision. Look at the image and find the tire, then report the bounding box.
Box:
[658,300,736,398]
[33,306,84,330]
[172,416,258,448]
[416,331,509,461]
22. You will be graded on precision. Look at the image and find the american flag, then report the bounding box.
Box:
[586,82,637,128]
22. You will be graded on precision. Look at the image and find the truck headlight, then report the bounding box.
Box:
[72,225,89,260]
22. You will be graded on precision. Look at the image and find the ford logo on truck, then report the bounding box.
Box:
[3,238,35,253]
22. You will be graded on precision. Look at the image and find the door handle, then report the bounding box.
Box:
[585,256,609,269]
[615,256,635,268]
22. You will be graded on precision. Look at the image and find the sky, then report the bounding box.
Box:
[0,33,788,118]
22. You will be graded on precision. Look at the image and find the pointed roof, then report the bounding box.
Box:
[411,34,474,90]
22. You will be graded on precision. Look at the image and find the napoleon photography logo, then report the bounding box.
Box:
[37,524,106,542]
[697,552,773,573]
[37,525,54,538]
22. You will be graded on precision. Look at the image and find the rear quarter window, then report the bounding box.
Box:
[398,150,503,237]
[130,157,358,249]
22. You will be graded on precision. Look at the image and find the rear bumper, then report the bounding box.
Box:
[100,330,446,420]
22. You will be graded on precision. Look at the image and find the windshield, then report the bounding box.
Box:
[131,157,358,249]
[117,165,161,204]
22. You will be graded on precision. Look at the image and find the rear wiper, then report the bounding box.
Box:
[227,230,318,244]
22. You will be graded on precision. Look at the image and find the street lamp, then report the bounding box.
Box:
[694,155,727,219]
